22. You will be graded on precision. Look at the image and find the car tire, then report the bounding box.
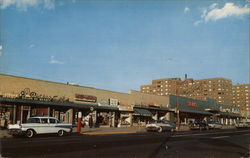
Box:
[26,129,35,138]
[58,130,64,137]
[158,127,163,133]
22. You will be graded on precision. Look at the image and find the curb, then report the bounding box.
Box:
[80,131,145,135]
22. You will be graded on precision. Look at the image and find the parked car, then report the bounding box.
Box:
[207,121,223,129]
[236,122,250,128]
[189,120,209,130]
[146,120,176,133]
[8,117,73,138]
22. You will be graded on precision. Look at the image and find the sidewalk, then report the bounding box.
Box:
[74,126,147,135]
[0,129,12,138]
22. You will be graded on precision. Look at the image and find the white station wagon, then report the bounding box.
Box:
[8,117,73,138]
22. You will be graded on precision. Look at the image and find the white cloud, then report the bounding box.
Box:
[194,20,202,26]
[205,3,250,22]
[49,56,64,64]
[0,0,55,11]
[0,45,2,56]
[29,44,35,48]
[209,3,218,10]
[194,3,250,26]
[184,7,190,14]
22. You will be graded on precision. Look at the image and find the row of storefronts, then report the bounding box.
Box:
[0,74,245,129]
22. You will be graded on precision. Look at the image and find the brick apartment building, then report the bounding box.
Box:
[232,84,250,118]
[140,77,233,106]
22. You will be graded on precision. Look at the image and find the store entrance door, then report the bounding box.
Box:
[22,110,29,123]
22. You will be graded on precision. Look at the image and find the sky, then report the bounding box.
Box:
[0,0,249,93]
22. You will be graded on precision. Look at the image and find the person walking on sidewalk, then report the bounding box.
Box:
[89,115,93,128]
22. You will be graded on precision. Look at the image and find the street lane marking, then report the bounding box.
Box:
[212,136,229,139]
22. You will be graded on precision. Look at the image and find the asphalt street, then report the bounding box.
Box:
[0,129,250,158]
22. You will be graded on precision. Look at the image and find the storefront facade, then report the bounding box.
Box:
[0,74,172,128]
[168,95,242,125]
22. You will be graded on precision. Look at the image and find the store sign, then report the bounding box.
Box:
[75,94,97,103]
[109,98,118,106]
[17,88,70,103]
[187,101,198,107]
[219,106,240,114]
[118,105,133,111]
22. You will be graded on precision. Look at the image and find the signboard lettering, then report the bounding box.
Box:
[75,94,97,103]
[187,101,198,107]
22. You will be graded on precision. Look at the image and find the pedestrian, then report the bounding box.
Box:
[89,115,93,128]
[81,117,85,127]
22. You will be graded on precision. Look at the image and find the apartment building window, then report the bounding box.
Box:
[209,81,212,83]
[237,87,240,89]
[146,87,149,89]
[209,89,212,91]
[153,90,156,92]
[165,93,168,95]
[246,104,249,107]
[165,81,168,83]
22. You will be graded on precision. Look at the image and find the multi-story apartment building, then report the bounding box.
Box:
[232,84,250,117]
[141,77,233,106]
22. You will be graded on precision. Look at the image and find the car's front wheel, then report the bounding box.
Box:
[26,129,35,138]
[58,130,64,137]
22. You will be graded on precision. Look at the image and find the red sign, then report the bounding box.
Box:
[187,101,198,107]
[75,94,97,103]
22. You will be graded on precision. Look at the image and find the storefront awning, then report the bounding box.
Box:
[180,109,213,115]
[0,97,119,111]
[134,108,152,117]
[133,105,173,112]
[218,112,242,118]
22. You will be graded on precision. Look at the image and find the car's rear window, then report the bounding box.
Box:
[41,118,48,124]
[49,119,58,124]
[27,118,40,123]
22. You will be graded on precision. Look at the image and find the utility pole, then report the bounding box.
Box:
[176,81,180,131]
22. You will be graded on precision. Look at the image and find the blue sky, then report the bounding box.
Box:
[0,0,249,93]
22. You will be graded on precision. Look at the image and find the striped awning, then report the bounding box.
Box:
[134,108,152,117]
